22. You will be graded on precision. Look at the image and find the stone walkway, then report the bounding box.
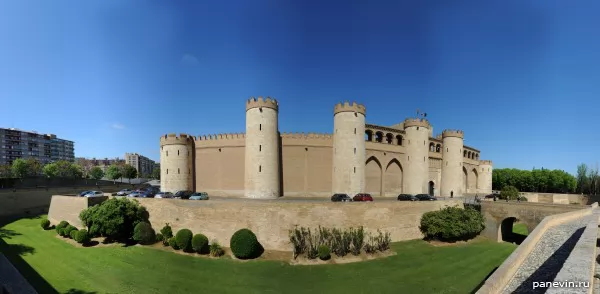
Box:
[502,216,591,294]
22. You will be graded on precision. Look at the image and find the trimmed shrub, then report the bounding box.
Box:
[175,229,193,252]
[420,206,485,242]
[156,233,164,243]
[318,245,331,260]
[520,196,528,202]
[133,222,156,245]
[192,234,209,254]
[41,219,51,230]
[79,197,149,241]
[230,228,264,259]
[349,227,364,256]
[74,229,91,244]
[209,241,225,257]
[70,229,78,239]
[56,221,69,234]
[169,237,180,250]
[160,224,173,246]
[63,225,77,238]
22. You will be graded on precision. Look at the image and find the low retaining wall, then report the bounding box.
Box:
[521,192,584,204]
[476,203,598,294]
[47,196,108,228]
[0,185,131,218]
[0,253,37,294]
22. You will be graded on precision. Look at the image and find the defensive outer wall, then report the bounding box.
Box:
[160,98,494,198]
[47,195,463,251]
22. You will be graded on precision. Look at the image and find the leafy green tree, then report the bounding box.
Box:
[420,206,485,242]
[151,168,160,180]
[589,164,599,195]
[25,158,43,176]
[42,161,83,178]
[89,166,104,180]
[500,186,519,200]
[79,197,149,241]
[576,164,589,194]
[0,164,12,178]
[122,165,137,183]
[105,165,122,183]
[11,158,30,178]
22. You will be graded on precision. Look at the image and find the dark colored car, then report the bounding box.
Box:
[415,194,437,201]
[397,194,417,201]
[331,194,352,202]
[484,194,495,199]
[353,193,373,202]
[174,190,194,199]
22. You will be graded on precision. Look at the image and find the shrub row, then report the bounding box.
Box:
[49,219,90,245]
[289,226,391,260]
[419,206,485,242]
[158,224,225,258]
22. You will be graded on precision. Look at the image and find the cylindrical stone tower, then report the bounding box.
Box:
[478,160,493,194]
[440,129,464,197]
[403,118,431,195]
[332,102,366,196]
[244,97,280,199]
[160,133,194,193]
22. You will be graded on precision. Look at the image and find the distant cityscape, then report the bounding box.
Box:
[1,127,157,177]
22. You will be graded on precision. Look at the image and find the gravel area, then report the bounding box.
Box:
[502,215,591,294]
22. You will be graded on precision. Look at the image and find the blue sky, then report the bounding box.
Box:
[0,0,598,175]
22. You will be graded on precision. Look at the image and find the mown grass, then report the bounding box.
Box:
[0,216,515,294]
[513,223,529,236]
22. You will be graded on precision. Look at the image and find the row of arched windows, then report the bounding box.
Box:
[365,130,403,145]
[464,150,479,160]
[428,142,442,153]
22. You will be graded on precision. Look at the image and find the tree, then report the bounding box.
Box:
[105,165,122,183]
[122,165,137,183]
[89,167,105,180]
[42,161,83,178]
[588,164,599,195]
[11,158,31,178]
[25,158,43,176]
[0,164,12,178]
[75,158,94,178]
[151,168,160,180]
[500,186,519,200]
[576,164,589,194]
[79,197,149,241]
[493,168,576,194]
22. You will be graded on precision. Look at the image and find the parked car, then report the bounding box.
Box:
[83,191,104,198]
[155,192,174,199]
[397,194,418,201]
[189,192,209,200]
[353,193,373,202]
[128,191,141,198]
[174,190,194,199]
[79,190,91,197]
[415,194,437,201]
[331,194,352,202]
[139,191,155,198]
[116,189,133,196]
[484,194,495,199]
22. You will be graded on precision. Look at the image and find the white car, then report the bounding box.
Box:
[83,191,104,198]
[155,192,173,199]
[117,189,133,196]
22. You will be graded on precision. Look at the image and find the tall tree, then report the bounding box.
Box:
[75,158,94,178]
[89,166,105,180]
[576,163,589,194]
[151,168,160,180]
[105,165,122,184]
[122,165,137,183]
[25,158,43,176]
[588,164,599,195]
[11,158,30,179]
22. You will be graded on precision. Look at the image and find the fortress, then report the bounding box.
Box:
[159,97,493,199]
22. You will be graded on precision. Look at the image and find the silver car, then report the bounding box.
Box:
[155,192,173,199]
[84,191,104,198]
[128,192,141,198]
[117,189,133,196]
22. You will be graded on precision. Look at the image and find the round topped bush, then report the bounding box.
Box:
[175,229,193,251]
[192,234,209,254]
[74,229,90,244]
[63,225,77,238]
[318,245,331,261]
[230,228,264,259]
[40,219,51,230]
[169,237,180,250]
[70,229,78,239]
[56,221,69,234]
[133,222,156,245]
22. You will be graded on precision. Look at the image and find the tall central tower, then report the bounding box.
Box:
[244,97,280,199]
[403,118,430,195]
[440,130,464,197]
[332,102,366,196]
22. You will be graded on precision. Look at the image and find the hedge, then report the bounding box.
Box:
[419,206,485,242]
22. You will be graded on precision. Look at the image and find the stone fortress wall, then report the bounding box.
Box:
[160,98,493,198]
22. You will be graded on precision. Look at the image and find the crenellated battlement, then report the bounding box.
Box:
[194,133,246,141]
[442,129,464,139]
[160,133,194,146]
[333,101,366,116]
[280,132,333,139]
[479,160,493,165]
[246,96,279,111]
[403,118,430,129]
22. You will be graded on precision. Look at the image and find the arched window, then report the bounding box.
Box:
[436,144,441,153]
[396,135,403,145]
[429,142,435,152]
[463,150,467,157]
[365,130,373,141]
[375,132,384,143]
[386,133,394,144]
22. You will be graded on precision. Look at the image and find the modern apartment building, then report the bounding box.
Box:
[0,128,75,165]
[76,157,125,173]
[125,153,155,176]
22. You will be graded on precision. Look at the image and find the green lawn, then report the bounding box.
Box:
[1,216,515,294]
[513,223,529,236]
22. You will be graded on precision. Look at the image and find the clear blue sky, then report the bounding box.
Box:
[1,0,598,175]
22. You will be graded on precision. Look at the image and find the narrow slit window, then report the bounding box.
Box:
[423,157,425,162]
[178,168,180,174]
[259,145,261,152]
[166,151,168,156]
[178,150,180,156]
[354,128,356,134]
[166,169,169,174]
[354,167,356,173]
[354,148,356,154]
[259,165,262,172]
[259,124,262,131]
[446,162,448,166]
[408,156,410,161]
